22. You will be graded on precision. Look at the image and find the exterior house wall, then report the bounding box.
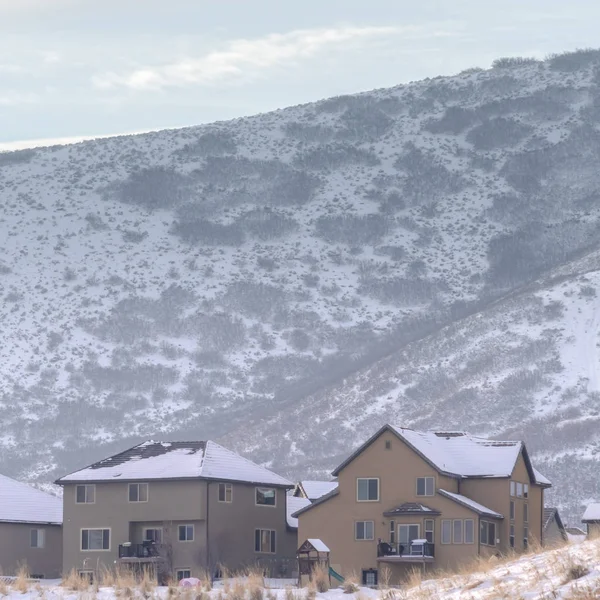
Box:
[543,519,565,547]
[0,522,62,578]
[587,523,600,537]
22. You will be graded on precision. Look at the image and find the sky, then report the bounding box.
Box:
[1,0,600,149]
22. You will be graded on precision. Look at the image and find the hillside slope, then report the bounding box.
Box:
[2,50,600,522]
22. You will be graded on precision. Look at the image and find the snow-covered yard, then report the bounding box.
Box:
[3,538,600,600]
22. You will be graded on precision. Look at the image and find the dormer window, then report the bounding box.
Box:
[416,477,435,497]
[357,478,379,502]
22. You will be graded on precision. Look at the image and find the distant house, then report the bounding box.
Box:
[293,481,339,502]
[0,474,63,578]
[542,507,567,546]
[294,425,551,584]
[56,440,296,581]
[286,496,311,530]
[565,526,587,543]
[582,502,600,537]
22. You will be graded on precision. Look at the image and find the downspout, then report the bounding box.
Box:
[540,486,544,547]
[206,481,211,578]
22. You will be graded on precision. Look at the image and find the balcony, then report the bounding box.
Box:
[377,540,435,563]
[118,542,165,562]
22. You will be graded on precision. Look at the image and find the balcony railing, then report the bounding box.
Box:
[118,542,165,560]
[377,540,435,559]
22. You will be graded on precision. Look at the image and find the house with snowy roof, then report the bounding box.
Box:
[542,507,567,546]
[293,425,551,585]
[55,440,297,582]
[582,503,600,537]
[292,481,339,502]
[0,473,63,578]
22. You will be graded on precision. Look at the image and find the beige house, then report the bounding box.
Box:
[582,503,600,537]
[542,507,567,547]
[294,425,551,584]
[0,474,62,578]
[56,440,297,582]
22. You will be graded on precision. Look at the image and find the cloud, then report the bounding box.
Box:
[91,25,405,90]
[0,91,38,106]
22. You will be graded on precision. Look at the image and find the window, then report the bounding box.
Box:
[441,520,452,544]
[509,524,515,548]
[385,440,392,450]
[255,529,276,553]
[362,569,378,586]
[524,484,529,499]
[355,521,374,541]
[516,483,523,498]
[399,524,420,548]
[510,501,515,520]
[416,477,435,496]
[453,520,463,544]
[524,503,529,523]
[510,481,515,497]
[176,570,191,581]
[76,484,95,504]
[424,519,434,544]
[144,528,162,543]
[81,529,110,551]
[464,520,474,544]
[128,483,148,503]
[256,487,276,506]
[178,525,194,542]
[30,529,45,549]
[389,520,395,544]
[480,521,496,546]
[357,478,379,502]
[218,483,233,503]
[524,526,529,549]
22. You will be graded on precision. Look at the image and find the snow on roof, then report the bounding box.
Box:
[299,481,338,501]
[287,496,311,528]
[0,473,62,524]
[307,539,330,552]
[57,440,292,487]
[438,489,503,519]
[582,502,600,522]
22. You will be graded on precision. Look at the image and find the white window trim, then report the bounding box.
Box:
[128,482,149,503]
[75,484,96,504]
[255,529,277,554]
[143,527,163,542]
[178,524,195,543]
[516,482,523,498]
[452,519,464,544]
[480,520,497,547]
[398,523,420,547]
[524,502,529,523]
[510,481,515,497]
[424,519,434,542]
[355,521,375,541]
[416,476,435,497]
[218,482,233,503]
[464,519,475,544]
[524,483,529,499]
[441,519,452,544]
[30,528,45,549]
[255,487,277,507]
[175,569,192,580]
[356,478,380,502]
[80,527,111,552]
[510,500,515,520]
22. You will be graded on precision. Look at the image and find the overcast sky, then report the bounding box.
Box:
[2,0,600,148]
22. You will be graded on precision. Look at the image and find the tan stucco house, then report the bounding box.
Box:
[56,440,297,582]
[294,425,551,584]
[0,474,63,578]
[582,503,600,537]
[293,481,338,502]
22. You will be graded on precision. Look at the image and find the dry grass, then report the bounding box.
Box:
[562,560,590,585]
[305,581,317,600]
[13,565,30,594]
[285,586,299,600]
[377,566,392,590]
[342,574,359,594]
[227,580,247,600]
[248,573,265,600]
[312,563,330,593]
[0,578,8,596]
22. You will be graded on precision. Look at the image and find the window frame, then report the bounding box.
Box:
[178,524,195,543]
[30,528,45,549]
[389,520,396,545]
[128,482,149,503]
[523,503,529,523]
[523,483,529,499]
[255,487,277,507]
[356,478,380,502]
[355,521,375,541]
[510,500,515,520]
[176,569,192,581]
[75,484,95,504]
[480,520,496,547]
[362,569,378,587]
[424,519,434,544]
[143,528,163,543]
[516,482,523,498]
[254,529,276,553]
[416,476,435,497]
[452,519,463,544]
[510,481,515,497]
[384,440,392,450]
[509,524,515,548]
[523,526,529,549]
[218,482,233,503]
[81,528,111,552]
[441,519,452,544]
[398,523,420,547]
[464,519,474,544]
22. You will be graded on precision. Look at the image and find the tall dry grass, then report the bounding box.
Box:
[311,563,330,593]
[13,565,30,593]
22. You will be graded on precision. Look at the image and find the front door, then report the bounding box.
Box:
[398,524,420,554]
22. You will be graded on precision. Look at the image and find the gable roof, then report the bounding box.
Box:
[295,480,339,501]
[582,502,600,523]
[331,425,550,486]
[292,487,339,519]
[438,490,503,519]
[287,496,311,528]
[56,440,292,487]
[543,507,567,539]
[383,502,441,517]
[0,474,62,525]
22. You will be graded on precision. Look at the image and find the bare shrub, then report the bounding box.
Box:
[312,563,330,592]
[62,569,90,592]
[342,575,359,594]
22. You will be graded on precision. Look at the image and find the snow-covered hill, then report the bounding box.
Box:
[2,49,600,523]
